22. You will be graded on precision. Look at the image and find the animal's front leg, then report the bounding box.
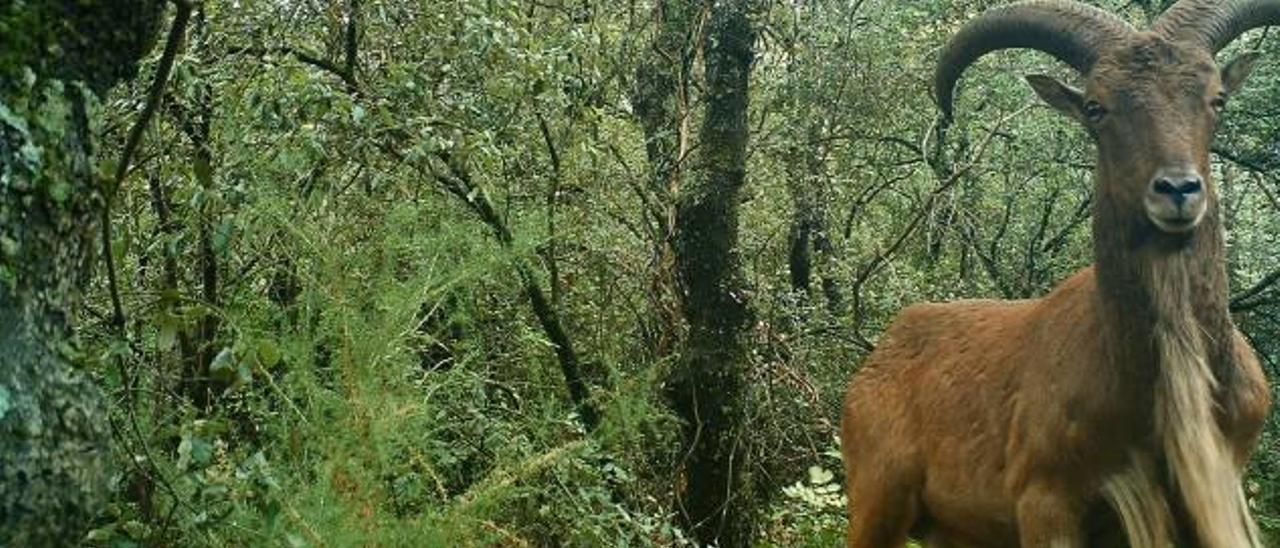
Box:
[1016,482,1084,548]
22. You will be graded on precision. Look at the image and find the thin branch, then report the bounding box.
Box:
[344,0,360,82]
[1232,269,1280,311]
[1232,295,1280,313]
[842,172,911,239]
[1253,172,1280,213]
[537,113,563,305]
[1213,145,1276,174]
[227,45,357,91]
[848,105,1032,344]
[958,208,1015,299]
[100,0,193,394]
[1040,191,1093,254]
[1023,181,1059,293]
[375,140,600,430]
[852,105,1028,291]
[433,156,597,429]
[106,1,192,200]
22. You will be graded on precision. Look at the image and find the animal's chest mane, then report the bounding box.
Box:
[1092,245,1259,546]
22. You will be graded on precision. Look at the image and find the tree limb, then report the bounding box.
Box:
[227,45,357,91]
[1232,269,1280,312]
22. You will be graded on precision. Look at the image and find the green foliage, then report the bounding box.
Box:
[760,446,846,547]
[59,0,1280,545]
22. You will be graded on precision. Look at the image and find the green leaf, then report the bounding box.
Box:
[232,357,254,391]
[194,157,214,188]
[48,180,70,203]
[111,222,128,265]
[121,520,149,540]
[285,533,307,548]
[189,438,214,467]
[0,386,11,421]
[256,339,282,368]
[0,102,28,133]
[209,347,236,383]
[84,527,114,542]
[177,434,214,470]
[0,235,19,258]
[213,218,235,256]
[156,313,178,352]
[19,141,41,168]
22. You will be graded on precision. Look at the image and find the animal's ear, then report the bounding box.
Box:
[1221,52,1259,95]
[1025,74,1085,119]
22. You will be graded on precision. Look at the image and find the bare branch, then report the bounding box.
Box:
[1232,269,1280,312]
[106,2,193,200]
[848,104,1033,343]
[227,45,358,91]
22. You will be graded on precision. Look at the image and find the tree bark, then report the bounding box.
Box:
[632,0,697,359]
[670,1,757,545]
[0,2,164,545]
[786,134,844,316]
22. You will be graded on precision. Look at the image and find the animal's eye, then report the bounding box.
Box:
[1210,95,1227,113]
[1084,100,1107,123]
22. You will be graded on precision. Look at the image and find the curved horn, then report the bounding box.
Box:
[936,0,1133,120]
[1155,0,1280,54]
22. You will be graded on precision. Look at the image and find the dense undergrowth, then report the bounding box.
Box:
[63,0,1280,545]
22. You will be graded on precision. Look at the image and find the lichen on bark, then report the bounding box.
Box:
[0,1,163,545]
[0,299,112,545]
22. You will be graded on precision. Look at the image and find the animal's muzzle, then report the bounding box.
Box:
[1146,167,1208,233]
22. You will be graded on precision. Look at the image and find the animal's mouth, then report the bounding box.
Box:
[1150,214,1199,233]
[1144,190,1206,234]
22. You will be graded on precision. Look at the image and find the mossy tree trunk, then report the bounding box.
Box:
[632,0,697,360]
[670,0,757,545]
[0,2,163,545]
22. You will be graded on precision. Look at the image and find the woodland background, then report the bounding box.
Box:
[20,0,1280,545]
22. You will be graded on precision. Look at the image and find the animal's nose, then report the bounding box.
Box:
[1152,175,1203,207]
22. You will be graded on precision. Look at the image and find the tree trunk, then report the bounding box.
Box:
[170,47,222,410]
[632,0,696,360]
[0,2,164,545]
[670,1,757,545]
[786,134,844,316]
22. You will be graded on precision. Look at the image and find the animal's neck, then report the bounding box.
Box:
[1092,176,1262,548]
[1091,184,1235,372]
[1095,188,1233,363]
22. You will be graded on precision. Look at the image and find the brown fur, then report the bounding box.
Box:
[842,32,1271,548]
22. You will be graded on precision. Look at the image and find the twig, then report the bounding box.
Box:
[226,0,359,94]
[537,113,563,305]
[1232,269,1280,311]
[101,0,193,396]
[228,45,354,89]
[106,1,192,200]
[848,105,1032,341]
[343,0,360,91]
[373,140,600,431]
[1213,145,1276,174]
[852,105,1029,292]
